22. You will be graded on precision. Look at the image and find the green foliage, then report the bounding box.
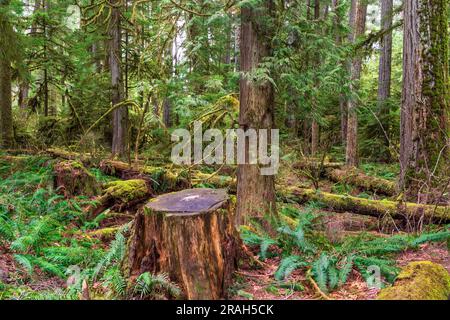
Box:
[241,205,450,293]
[133,272,181,300]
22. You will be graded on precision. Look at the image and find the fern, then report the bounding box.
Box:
[14,254,34,275]
[275,255,308,281]
[102,266,127,298]
[312,253,330,293]
[93,225,129,279]
[133,272,181,300]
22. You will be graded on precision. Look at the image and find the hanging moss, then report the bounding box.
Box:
[378,261,450,300]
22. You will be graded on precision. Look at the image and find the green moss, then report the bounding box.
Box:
[103,179,149,203]
[377,261,450,300]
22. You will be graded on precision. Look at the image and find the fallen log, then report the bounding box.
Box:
[326,167,396,196]
[283,187,450,222]
[126,188,239,300]
[377,261,450,300]
[88,179,152,216]
[293,161,344,172]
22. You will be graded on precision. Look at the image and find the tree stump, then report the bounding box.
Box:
[126,188,238,300]
[54,160,100,197]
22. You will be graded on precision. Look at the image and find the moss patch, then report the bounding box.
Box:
[377,261,450,300]
[102,179,149,203]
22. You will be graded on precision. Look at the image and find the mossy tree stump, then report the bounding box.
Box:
[54,160,100,197]
[126,188,238,300]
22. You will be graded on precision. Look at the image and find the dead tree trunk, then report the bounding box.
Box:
[236,1,277,227]
[399,0,449,202]
[345,0,367,167]
[126,188,238,300]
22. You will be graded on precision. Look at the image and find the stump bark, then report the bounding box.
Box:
[126,188,238,300]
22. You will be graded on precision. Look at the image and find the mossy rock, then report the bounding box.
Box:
[377,261,450,300]
[102,179,150,203]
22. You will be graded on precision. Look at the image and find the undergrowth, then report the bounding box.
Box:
[241,204,450,294]
[0,156,175,300]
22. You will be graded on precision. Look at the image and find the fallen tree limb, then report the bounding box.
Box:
[283,187,450,222]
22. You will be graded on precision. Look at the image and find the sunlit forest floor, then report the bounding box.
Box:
[0,151,448,300]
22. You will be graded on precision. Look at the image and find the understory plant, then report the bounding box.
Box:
[241,204,450,294]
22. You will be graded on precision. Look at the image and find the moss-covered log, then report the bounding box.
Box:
[378,261,450,300]
[126,188,239,300]
[101,179,150,204]
[293,161,344,172]
[326,167,396,196]
[54,160,100,197]
[284,187,450,222]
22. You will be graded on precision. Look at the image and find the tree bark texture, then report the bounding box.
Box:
[399,0,450,201]
[345,0,367,167]
[236,1,277,227]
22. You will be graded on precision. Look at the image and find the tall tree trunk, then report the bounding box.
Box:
[109,0,127,157]
[331,0,348,146]
[0,7,14,148]
[345,0,367,167]
[236,1,277,228]
[399,0,449,201]
[42,0,49,116]
[311,0,321,156]
[377,0,393,161]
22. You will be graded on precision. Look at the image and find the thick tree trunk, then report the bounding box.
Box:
[126,188,238,300]
[399,0,450,201]
[345,0,367,167]
[109,0,127,157]
[377,0,393,160]
[236,2,277,227]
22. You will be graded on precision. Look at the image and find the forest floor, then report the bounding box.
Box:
[231,241,449,300]
[0,152,448,300]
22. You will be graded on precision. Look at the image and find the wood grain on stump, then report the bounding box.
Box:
[126,188,238,300]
